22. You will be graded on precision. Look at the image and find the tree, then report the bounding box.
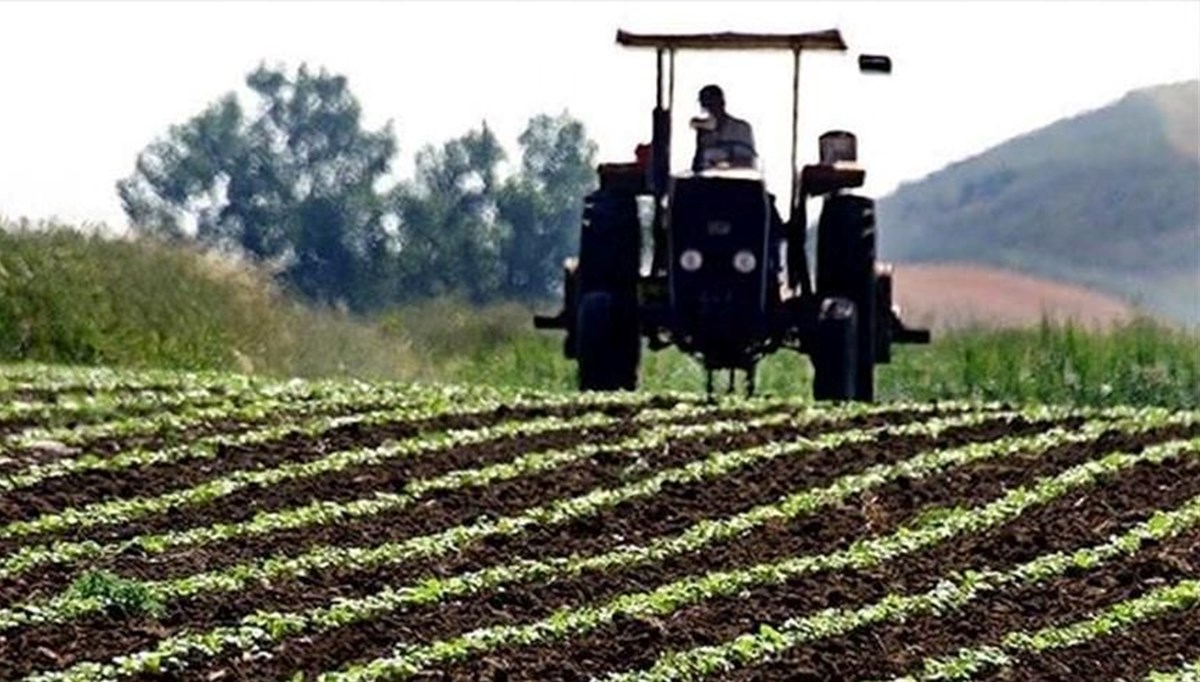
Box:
[117,64,396,310]
[496,112,598,300]
[390,123,508,302]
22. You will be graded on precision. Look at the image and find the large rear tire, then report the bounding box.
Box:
[817,194,877,401]
[812,297,858,402]
[576,291,639,391]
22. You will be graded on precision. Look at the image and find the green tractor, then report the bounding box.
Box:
[535,29,929,400]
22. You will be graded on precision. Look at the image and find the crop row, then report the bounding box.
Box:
[0,400,937,625]
[0,400,715,578]
[0,376,666,492]
[0,384,450,485]
[1,383,712,540]
[595,468,1200,682]
[11,406,1159,680]
[886,578,1197,681]
[0,364,266,397]
[0,402,748,626]
[0,377,574,456]
[301,431,1198,682]
[1147,659,1200,682]
[0,372,686,457]
[6,394,876,585]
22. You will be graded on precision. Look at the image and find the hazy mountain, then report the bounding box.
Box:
[878,80,1199,323]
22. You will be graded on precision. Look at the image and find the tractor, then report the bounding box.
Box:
[534,29,929,400]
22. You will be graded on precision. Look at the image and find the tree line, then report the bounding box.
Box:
[118,64,598,311]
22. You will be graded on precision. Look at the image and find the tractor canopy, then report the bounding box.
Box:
[615,29,847,52]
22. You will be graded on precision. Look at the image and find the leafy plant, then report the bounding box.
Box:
[66,571,165,619]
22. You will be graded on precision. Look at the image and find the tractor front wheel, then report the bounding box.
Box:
[576,291,639,391]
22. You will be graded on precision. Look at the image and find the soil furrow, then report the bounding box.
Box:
[0,414,1040,679]
[0,392,240,437]
[426,439,1200,681]
[0,401,664,553]
[0,382,228,403]
[159,416,1120,682]
[0,395,403,477]
[87,407,935,582]
[0,405,803,601]
[728,530,1200,682]
[0,398,443,519]
[981,605,1200,682]
[0,408,955,672]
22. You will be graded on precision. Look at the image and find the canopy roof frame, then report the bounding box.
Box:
[620,28,851,220]
[616,29,848,52]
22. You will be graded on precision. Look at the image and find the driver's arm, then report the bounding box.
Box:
[692,128,705,172]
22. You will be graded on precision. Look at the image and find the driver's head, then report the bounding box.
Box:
[699,84,725,116]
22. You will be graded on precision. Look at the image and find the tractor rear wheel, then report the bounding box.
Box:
[817,194,877,401]
[576,291,639,391]
[812,297,858,401]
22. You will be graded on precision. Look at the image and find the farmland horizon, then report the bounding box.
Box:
[1,1,1197,230]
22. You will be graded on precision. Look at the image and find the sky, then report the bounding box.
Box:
[0,0,1197,229]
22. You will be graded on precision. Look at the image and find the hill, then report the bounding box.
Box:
[878,80,1199,323]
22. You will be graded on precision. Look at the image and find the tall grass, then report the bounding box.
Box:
[389,302,1199,408]
[2,220,1196,407]
[0,221,416,380]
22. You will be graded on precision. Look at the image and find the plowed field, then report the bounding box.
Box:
[0,364,1196,682]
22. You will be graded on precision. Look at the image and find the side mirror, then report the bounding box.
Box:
[858,54,892,74]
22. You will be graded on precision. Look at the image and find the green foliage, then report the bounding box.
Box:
[389,113,597,303]
[2,221,1196,407]
[66,570,165,618]
[877,317,1200,408]
[381,302,1199,408]
[118,64,397,311]
[498,113,599,299]
[118,61,599,310]
[0,220,416,379]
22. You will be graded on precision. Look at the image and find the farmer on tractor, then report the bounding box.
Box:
[533,29,931,400]
[691,84,758,171]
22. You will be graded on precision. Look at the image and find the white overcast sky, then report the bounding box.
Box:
[1,0,1197,228]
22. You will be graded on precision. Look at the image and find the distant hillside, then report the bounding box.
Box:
[878,80,1199,323]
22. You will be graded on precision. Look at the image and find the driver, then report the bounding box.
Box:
[691,84,757,171]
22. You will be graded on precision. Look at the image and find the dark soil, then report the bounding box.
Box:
[8,403,1192,682]
[980,605,1200,682]
[0,401,717,599]
[426,437,1200,681]
[0,406,928,607]
[156,416,1116,682]
[0,397,471,521]
[0,407,956,675]
[727,530,1200,682]
[0,400,677,552]
[0,394,412,477]
[92,406,933,580]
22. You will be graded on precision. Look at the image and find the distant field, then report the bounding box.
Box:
[3,223,1198,407]
[0,364,1198,680]
[891,262,1137,329]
